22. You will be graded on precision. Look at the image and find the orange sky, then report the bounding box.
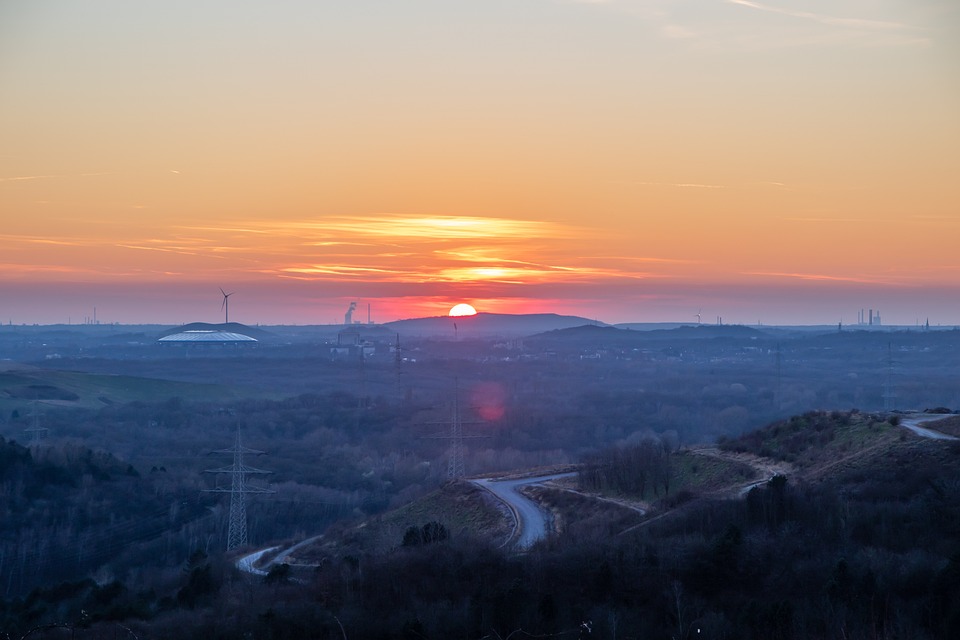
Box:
[1,1,958,325]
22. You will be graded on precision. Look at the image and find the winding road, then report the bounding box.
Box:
[239,474,574,574]
[236,546,278,576]
[236,534,326,577]
[899,413,958,441]
[241,412,958,574]
[470,472,576,550]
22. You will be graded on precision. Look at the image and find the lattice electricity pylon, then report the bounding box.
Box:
[204,430,274,550]
[882,341,899,412]
[394,333,406,403]
[449,399,466,479]
[24,423,48,446]
[773,343,782,411]
[420,379,489,480]
[24,401,48,446]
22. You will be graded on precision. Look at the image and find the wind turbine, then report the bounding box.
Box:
[219,288,235,324]
[695,309,702,325]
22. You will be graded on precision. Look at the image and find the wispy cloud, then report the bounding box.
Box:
[177,214,672,286]
[910,214,960,222]
[1,213,684,288]
[176,225,271,235]
[282,215,571,241]
[783,217,864,223]
[115,244,222,259]
[1,172,114,183]
[281,265,399,277]
[580,255,699,265]
[565,0,933,49]
[0,233,88,246]
[727,0,923,32]
[620,181,728,189]
[744,271,898,285]
[0,175,56,183]
[0,263,102,275]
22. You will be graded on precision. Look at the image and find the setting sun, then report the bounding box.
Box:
[1,1,957,327]
[449,303,478,317]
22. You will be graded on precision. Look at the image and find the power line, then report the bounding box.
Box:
[204,430,274,550]
[24,400,49,447]
[775,343,782,412]
[883,341,898,412]
[419,378,489,480]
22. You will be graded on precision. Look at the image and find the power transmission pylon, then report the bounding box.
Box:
[204,430,274,550]
[883,341,898,412]
[24,400,48,446]
[420,379,489,481]
[394,333,405,403]
[448,389,466,479]
[775,343,782,412]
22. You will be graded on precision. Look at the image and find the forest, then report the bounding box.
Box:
[0,326,958,638]
[1,408,958,639]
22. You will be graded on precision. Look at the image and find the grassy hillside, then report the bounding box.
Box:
[0,366,242,414]
[924,414,960,437]
[302,480,511,560]
[0,437,209,599]
[718,410,902,472]
[5,409,960,640]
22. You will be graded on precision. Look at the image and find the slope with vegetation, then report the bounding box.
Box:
[0,437,208,600]
[2,357,959,640]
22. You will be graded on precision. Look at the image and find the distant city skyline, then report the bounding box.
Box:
[1,279,956,327]
[2,1,957,326]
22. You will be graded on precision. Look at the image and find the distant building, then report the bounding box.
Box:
[158,330,258,345]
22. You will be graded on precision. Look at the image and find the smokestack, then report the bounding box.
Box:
[368,303,371,324]
[869,309,873,325]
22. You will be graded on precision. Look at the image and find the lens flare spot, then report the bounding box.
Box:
[471,382,506,421]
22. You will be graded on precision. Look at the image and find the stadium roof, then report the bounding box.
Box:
[158,330,257,343]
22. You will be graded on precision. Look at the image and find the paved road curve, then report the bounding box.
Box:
[236,546,278,576]
[471,472,576,550]
[236,534,326,577]
[899,413,958,441]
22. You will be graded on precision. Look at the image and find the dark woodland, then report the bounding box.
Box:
[1,322,958,639]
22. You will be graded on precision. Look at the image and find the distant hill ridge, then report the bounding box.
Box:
[384,312,604,337]
[530,322,768,345]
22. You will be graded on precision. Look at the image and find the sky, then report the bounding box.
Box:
[1,0,958,326]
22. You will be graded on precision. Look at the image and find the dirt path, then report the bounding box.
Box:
[617,447,795,536]
[545,484,649,515]
[687,446,795,497]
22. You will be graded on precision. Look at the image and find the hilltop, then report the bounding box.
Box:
[6,408,960,639]
[385,312,604,338]
[529,322,769,348]
[275,409,959,566]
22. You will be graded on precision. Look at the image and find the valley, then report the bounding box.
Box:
[0,321,958,639]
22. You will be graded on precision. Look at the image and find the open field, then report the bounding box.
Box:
[0,366,248,415]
